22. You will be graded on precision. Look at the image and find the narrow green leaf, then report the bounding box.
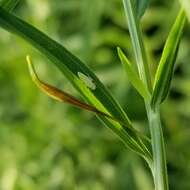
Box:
[151,9,186,108]
[135,0,150,18]
[0,7,152,161]
[117,47,150,100]
[0,0,20,12]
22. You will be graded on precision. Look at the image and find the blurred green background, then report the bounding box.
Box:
[0,0,190,189]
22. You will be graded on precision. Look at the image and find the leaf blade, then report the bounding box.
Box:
[151,9,186,108]
[0,0,20,12]
[117,47,150,100]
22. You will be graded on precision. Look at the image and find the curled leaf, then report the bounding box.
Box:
[27,55,119,121]
[151,9,186,109]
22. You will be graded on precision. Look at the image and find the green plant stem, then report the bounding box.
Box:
[122,0,169,189]
[147,105,169,190]
[122,0,152,92]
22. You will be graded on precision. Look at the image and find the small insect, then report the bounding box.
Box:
[77,72,96,90]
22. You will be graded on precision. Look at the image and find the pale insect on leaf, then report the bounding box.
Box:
[77,72,96,90]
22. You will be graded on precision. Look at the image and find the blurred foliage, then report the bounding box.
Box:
[0,0,189,189]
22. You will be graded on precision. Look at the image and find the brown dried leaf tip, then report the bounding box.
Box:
[26,55,114,120]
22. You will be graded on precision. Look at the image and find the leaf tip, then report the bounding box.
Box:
[26,55,64,102]
[26,55,34,77]
[116,46,122,58]
[26,55,41,88]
